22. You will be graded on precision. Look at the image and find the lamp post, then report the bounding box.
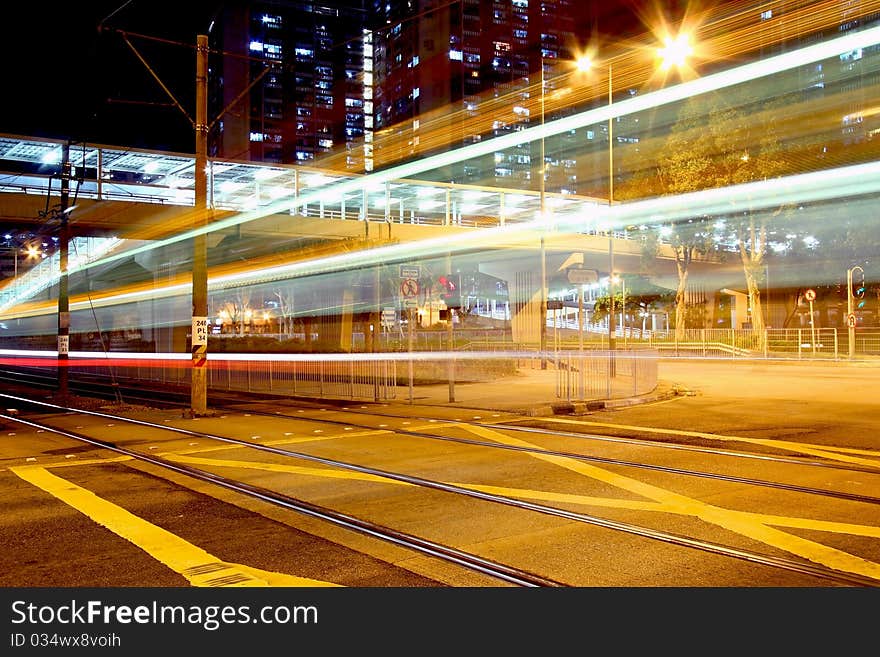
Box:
[577,32,692,356]
[606,63,615,355]
[539,56,548,370]
[576,56,615,354]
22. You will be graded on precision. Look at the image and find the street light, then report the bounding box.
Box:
[539,55,548,370]
[577,32,692,354]
[574,55,616,352]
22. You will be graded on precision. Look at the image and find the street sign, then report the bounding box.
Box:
[547,300,565,310]
[192,316,208,346]
[567,268,598,284]
[847,313,857,328]
[403,298,419,309]
[399,265,420,279]
[804,288,816,301]
[400,278,419,297]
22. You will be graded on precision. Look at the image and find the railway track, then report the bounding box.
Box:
[2,390,878,587]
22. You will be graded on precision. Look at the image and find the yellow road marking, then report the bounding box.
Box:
[1,455,132,472]
[175,453,880,545]
[460,424,880,581]
[509,416,880,467]
[166,453,409,485]
[11,466,339,587]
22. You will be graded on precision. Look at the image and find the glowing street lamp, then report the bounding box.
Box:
[576,31,693,354]
[658,33,694,71]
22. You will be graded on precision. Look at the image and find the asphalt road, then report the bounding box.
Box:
[1,360,879,588]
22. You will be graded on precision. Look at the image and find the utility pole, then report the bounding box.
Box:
[190,34,209,415]
[57,141,71,398]
[109,28,271,415]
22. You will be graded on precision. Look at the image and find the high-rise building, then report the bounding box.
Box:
[208,1,368,165]
[207,1,648,170]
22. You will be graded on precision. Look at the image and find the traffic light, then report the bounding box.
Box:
[438,273,461,309]
[850,266,867,309]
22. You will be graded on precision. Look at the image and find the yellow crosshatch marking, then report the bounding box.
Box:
[162,435,880,581]
[11,466,340,588]
[517,417,880,468]
[458,424,880,582]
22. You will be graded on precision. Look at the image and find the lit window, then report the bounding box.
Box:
[449,49,463,61]
[249,132,264,142]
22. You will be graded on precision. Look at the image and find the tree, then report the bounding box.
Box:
[653,99,719,340]
[709,96,790,338]
[272,285,296,336]
[653,92,794,341]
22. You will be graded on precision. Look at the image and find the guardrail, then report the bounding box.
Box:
[555,349,658,401]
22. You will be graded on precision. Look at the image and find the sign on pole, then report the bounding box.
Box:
[804,288,816,301]
[192,316,208,346]
[400,278,419,298]
[847,313,857,328]
[567,268,598,284]
[399,265,420,279]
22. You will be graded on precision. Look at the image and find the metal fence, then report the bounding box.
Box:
[547,327,880,360]
[60,355,399,402]
[555,349,658,401]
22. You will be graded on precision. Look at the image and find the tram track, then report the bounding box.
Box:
[4,367,878,476]
[2,392,878,587]
[1,408,561,588]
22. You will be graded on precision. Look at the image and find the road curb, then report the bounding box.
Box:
[535,383,691,416]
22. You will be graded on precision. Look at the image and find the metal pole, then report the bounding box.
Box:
[539,57,548,370]
[847,266,857,359]
[446,254,455,402]
[447,309,455,402]
[622,277,627,348]
[408,307,414,403]
[57,141,71,398]
[809,299,816,355]
[578,283,584,400]
[190,34,209,415]
[607,64,616,374]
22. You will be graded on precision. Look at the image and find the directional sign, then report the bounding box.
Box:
[804,288,816,301]
[403,298,419,309]
[399,265,421,279]
[567,268,598,284]
[400,278,420,298]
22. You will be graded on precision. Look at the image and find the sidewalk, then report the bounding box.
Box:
[391,367,681,416]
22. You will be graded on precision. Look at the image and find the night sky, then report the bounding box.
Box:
[0,1,223,153]
[0,1,658,155]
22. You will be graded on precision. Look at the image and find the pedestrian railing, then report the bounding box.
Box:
[47,353,399,402]
[555,349,658,401]
[550,328,880,360]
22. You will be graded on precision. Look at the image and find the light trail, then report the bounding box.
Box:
[54,24,880,281]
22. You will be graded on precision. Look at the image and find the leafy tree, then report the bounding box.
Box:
[652,98,720,339]
[652,92,794,341]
